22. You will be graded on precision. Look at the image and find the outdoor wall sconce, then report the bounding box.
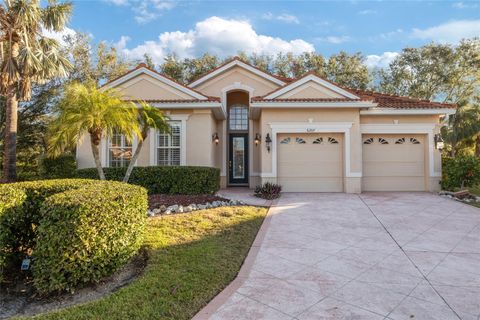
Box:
[254,133,261,146]
[212,133,219,145]
[265,133,272,153]
[434,133,444,151]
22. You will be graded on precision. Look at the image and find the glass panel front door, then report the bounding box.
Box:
[229,133,249,184]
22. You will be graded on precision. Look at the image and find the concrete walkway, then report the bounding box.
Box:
[200,193,480,320]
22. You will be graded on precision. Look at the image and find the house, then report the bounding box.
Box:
[76,57,456,193]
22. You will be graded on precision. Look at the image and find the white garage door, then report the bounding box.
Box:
[362,134,426,191]
[277,133,343,192]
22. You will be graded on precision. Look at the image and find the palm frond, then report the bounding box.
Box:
[41,1,72,32]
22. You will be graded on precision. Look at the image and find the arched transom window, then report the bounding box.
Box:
[229,104,248,131]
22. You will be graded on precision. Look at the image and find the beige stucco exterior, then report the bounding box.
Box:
[76,59,454,193]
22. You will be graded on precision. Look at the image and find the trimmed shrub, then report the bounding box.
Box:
[0,185,27,280]
[39,154,76,179]
[76,166,220,195]
[34,181,147,293]
[254,182,282,200]
[0,179,98,269]
[441,155,480,191]
[0,179,147,293]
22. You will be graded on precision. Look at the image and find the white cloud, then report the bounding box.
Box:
[105,0,175,24]
[116,16,315,64]
[42,26,77,46]
[365,51,399,69]
[411,20,480,43]
[357,9,377,15]
[262,12,300,24]
[452,2,479,9]
[317,35,351,44]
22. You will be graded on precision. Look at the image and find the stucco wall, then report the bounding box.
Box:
[276,82,344,99]
[117,74,196,100]
[192,66,280,97]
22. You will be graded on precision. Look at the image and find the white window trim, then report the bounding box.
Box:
[149,115,188,166]
[101,135,138,168]
[262,122,361,179]
[360,123,441,177]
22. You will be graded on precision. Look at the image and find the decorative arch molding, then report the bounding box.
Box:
[221,82,255,112]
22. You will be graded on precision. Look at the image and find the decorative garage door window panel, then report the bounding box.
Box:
[363,137,422,145]
[279,136,341,145]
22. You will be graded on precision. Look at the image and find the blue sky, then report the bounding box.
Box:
[64,0,480,68]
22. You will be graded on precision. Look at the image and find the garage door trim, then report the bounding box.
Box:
[360,123,439,178]
[263,122,360,179]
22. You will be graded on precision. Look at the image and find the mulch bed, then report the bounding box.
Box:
[148,194,229,209]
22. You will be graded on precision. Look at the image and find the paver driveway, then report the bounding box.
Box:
[208,193,480,320]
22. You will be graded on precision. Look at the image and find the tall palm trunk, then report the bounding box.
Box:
[89,132,105,180]
[2,86,18,182]
[123,138,143,183]
[123,130,147,183]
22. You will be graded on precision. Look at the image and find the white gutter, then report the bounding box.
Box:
[360,108,457,115]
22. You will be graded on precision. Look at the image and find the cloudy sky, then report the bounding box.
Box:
[67,0,480,69]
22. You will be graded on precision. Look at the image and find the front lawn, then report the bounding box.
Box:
[469,185,480,208]
[26,206,267,320]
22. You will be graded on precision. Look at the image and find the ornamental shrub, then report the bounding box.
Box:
[0,179,98,270]
[76,166,220,195]
[0,179,147,294]
[34,182,147,293]
[441,155,480,191]
[254,182,282,200]
[39,154,76,179]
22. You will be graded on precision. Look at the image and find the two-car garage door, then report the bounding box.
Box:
[278,133,343,192]
[362,134,426,191]
[276,132,427,192]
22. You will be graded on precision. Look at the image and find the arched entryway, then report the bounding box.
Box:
[227,91,250,185]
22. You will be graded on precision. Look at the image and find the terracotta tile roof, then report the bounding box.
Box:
[101,63,210,100]
[351,89,457,109]
[251,97,359,103]
[125,97,221,103]
[253,71,456,109]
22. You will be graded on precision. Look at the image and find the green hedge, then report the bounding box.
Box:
[441,155,480,190]
[34,182,147,293]
[0,179,147,293]
[76,166,220,195]
[39,154,77,179]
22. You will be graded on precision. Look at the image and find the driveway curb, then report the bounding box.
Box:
[192,200,278,320]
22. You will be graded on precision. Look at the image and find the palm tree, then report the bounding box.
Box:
[123,102,169,183]
[0,0,73,182]
[48,82,141,180]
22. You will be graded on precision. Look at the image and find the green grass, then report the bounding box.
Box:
[26,206,267,320]
[468,185,480,208]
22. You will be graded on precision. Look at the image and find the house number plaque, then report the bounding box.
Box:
[306,128,316,132]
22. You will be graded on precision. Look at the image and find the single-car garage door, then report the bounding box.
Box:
[362,134,426,191]
[278,133,343,192]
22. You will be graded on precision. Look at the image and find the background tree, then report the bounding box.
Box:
[378,39,480,103]
[123,103,169,183]
[0,0,72,182]
[48,82,141,180]
[325,51,370,89]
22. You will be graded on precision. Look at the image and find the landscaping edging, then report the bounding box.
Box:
[439,190,480,205]
[147,199,246,216]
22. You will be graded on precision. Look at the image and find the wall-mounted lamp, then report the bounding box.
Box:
[265,133,272,153]
[434,133,444,151]
[254,133,261,146]
[212,133,219,145]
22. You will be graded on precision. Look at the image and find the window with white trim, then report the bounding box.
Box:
[157,121,182,166]
[108,132,132,167]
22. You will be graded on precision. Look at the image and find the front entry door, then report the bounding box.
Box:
[229,133,249,185]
